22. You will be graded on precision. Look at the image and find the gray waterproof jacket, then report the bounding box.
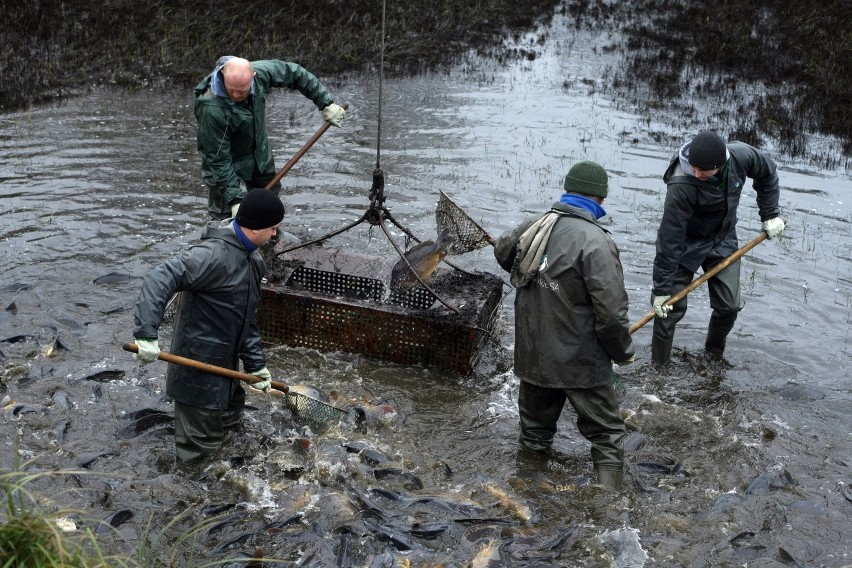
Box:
[194,58,334,218]
[494,202,634,389]
[133,221,266,409]
[652,141,781,295]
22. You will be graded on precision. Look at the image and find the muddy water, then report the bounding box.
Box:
[2,15,851,568]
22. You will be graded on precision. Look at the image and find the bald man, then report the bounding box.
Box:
[194,56,346,220]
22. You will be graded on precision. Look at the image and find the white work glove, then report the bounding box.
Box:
[250,367,273,392]
[614,354,636,367]
[652,295,672,319]
[231,202,240,219]
[322,103,346,127]
[761,217,785,239]
[134,339,160,364]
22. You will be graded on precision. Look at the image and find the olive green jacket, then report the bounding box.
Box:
[494,202,634,389]
[194,59,334,219]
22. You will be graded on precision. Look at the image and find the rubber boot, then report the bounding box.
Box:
[705,312,737,356]
[651,337,673,365]
[595,467,624,492]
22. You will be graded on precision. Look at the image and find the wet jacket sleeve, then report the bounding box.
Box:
[239,255,267,373]
[132,253,195,340]
[195,103,244,209]
[652,186,695,296]
[254,60,334,110]
[494,218,536,273]
[586,239,635,362]
[730,142,781,221]
[240,319,266,373]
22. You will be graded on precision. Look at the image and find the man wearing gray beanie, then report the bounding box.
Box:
[131,188,285,466]
[494,161,635,491]
[650,131,785,364]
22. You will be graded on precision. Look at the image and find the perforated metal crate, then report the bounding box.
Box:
[257,245,504,375]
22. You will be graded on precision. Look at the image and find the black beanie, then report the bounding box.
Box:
[688,131,728,170]
[235,189,285,229]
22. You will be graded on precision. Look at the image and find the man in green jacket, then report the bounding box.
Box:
[650,131,785,364]
[194,56,346,220]
[494,161,635,491]
[133,188,285,464]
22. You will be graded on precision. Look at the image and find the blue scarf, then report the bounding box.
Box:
[231,221,258,252]
[559,194,607,219]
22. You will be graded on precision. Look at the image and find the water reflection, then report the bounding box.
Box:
[1,12,851,567]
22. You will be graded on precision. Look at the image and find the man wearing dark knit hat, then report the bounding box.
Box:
[132,188,285,465]
[650,131,785,364]
[494,160,635,491]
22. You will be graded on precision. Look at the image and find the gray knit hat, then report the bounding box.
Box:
[235,188,285,229]
[688,131,727,170]
[563,160,608,198]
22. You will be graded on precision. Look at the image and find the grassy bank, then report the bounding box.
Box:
[3,1,849,160]
[595,0,852,161]
[2,0,559,110]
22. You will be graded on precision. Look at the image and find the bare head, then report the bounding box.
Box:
[221,58,255,102]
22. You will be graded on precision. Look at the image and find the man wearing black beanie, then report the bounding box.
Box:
[131,188,285,466]
[650,131,785,364]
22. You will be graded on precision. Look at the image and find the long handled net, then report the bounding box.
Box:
[282,391,347,429]
[435,191,495,255]
[121,342,347,426]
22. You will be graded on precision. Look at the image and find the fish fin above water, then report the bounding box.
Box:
[94,509,134,535]
[83,369,126,382]
[92,271,140,285]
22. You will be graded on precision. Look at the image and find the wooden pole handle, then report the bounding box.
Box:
[122,342,289,393]
[265,102,349,190]
[629,230,769,334]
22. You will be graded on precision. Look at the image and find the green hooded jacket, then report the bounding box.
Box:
[194,58,334,219]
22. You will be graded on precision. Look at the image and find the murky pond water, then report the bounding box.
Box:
[2,14,851,568]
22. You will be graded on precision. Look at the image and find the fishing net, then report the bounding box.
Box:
[284,391,348,429]
[435,191,494,255]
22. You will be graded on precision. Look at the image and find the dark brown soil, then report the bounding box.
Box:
[577,0,851,163]
[3,0,849,162]
[2,0,559,109]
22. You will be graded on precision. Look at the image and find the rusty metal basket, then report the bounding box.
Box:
[257,245,504,375]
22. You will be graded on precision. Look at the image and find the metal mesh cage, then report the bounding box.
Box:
[259,246,504,375]
[289,265,385,302]
[387,286,437,310]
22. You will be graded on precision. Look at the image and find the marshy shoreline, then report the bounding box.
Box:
[3,1,850,165]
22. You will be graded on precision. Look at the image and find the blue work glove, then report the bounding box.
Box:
[652,295,672,319]
[250,367,273,392]
[761,217,785,239]
[134,339,160,364]
[322,103,346,127]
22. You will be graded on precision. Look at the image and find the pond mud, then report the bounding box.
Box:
[2,4,851,568]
